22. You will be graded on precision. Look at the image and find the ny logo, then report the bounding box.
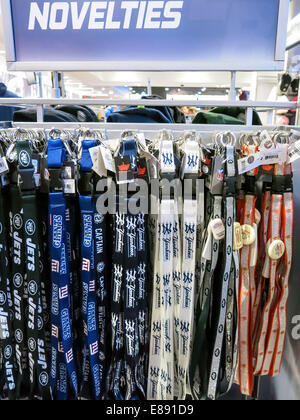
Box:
[66,349,74,364]
[162,223,172,235]
[173,271,181,283]
[59,285,68,300]
[138,263,146,277]
[51,325,59,338]
[183,272,193,284]
[116,213,125,228]
[162,152,173,166]
[150,367,160,378]
[51,260,60,273]
[126,216,136,232]
[153,321,161,333]
[82,258,90,272]
[137,213,145,226]
[58,342,64,353]
[89,341,98,356]
[187,154,199,168]
[163,274,170,287]
[89,280,96,292]
[185,223,196,235]
[180,321,190,333]
[178,366,186,379]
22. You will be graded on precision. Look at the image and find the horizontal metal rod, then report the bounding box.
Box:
[11,122,296,132]
[0,98,298,109]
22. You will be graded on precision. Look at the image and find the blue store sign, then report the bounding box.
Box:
[1,0,289,71]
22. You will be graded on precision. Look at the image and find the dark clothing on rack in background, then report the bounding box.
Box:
[107,107,174,124]
[13,105,99,123]
[107,95,185,124]
[0,83,20,122]
[193,107,262,125]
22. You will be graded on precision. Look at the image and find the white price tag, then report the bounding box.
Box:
[89,146,107,177]
[238,147,287,175]
[0,156,9,175]
[100,146,116,173]
[64,179,76,195]
[287,140,300,164]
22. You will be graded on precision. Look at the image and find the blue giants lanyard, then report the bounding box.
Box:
[79,140,101,400]
[48,138,78,400]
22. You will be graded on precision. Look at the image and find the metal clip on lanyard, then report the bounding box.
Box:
[0,144,17,400]
[78,139,102,401]
[48,138,78,400]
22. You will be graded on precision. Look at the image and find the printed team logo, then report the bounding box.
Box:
[37,316,44,331]
[97,262,105,273]
[28,280,38,296]
[94,214,104,224]
[39,372,49,387]
[15,329,23,344]
[25,219,36,236]
[89,341,99,356]
[59,285,68,300]
[51,325,59,338]
[13,273,23,288]
[51,259,60,273]
[0,291,6,305]
[4,345,12,360]
[82,258,90,272]
[99,352,105,361]
[28,337,36,352]
[13,214,23,230]
[66,349,74,364]
[19,150,31,168]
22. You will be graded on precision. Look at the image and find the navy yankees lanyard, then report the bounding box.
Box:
[14,140,50,400]
[48,138,78,400]
[0,172,17,400]
[79,140,101,400]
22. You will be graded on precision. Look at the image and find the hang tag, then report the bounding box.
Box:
[100,145,116,173]
[89,146,107,178]
[250,224,258,267]
[63,179,76,195]
[238,147,287,175]
[260,131,274,150]
[209,156,224,195]
[233,222,243,251]
[136,133,148,152]
[241,224,256,246]
[255,209,261,225]
[0,156,9,175]
[202,228,213,260]
[287,140,300,164]
[160,141,175,174]
[209,218,225,241]
[181,141,200,178]
[268,240,285,260]
[115,155,135,184]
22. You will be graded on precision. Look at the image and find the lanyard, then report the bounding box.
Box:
[207,145,238,400]
[14,140,50,400]
[0,178,17,400]
[79,140,101,400]
[48,138,78,400]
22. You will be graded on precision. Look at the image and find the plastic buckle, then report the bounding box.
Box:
[224,176,237,196]
[18,168,35,192]
[78,172,94,196]
[244,175,256,195]
[49,168,63,192]
[285,174,293,193]
[272,175,286,194]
